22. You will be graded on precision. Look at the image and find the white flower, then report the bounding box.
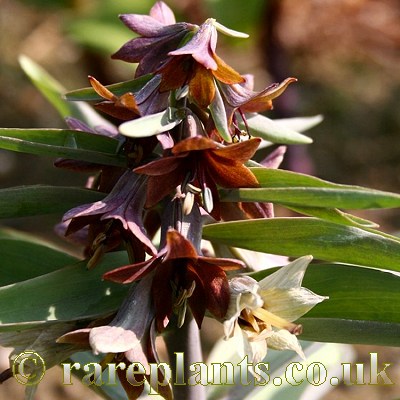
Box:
[223,255,327,370]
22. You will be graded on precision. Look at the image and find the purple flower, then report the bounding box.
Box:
[112,1,196,77]
[63,170,157,263]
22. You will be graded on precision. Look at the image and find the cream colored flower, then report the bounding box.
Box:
[223,255,327,369]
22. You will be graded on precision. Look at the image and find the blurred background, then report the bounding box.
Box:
[1,0,400,399]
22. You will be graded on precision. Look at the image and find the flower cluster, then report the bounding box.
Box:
[9,2,326,398]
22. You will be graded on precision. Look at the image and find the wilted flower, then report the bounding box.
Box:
[134,135,261,219]
[58,274,172,400]
[223,256,327,372]
[103,229,244,332]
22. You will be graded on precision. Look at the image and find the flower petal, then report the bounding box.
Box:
[258,255,313,290]
[119,14,166,37]
[206,155,259,188]
[165,229,198,260]
[90,274,154,354]
[262,286,328,322]
[267,329,305,359]
[150,1,176,24]
[103,257,159,284]
[170,19,218,70]
[212,53,244,84]
[189,64,216,107]
[172,136,218,154]
[211,137,261,163]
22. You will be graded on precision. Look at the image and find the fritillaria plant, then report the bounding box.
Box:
[0,2,400,400]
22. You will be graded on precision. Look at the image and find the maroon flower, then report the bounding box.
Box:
[103,229,244,331]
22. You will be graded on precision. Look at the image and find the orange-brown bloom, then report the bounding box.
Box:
[134,135,260,219]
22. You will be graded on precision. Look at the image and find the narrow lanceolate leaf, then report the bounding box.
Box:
[119,108,183,138]
[0,236,77,286]
[220,186,400,210]
[65,74,154,102]
[226,167,400,209]
[0,186,105,218]
[0,252,130,329]
[285,205,379,228]
[19,55,113,128]
[202,218,400,271]
[239,113,313,144]
[0,128,126,166]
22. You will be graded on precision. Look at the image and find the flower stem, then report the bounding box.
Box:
[164,312,206,400]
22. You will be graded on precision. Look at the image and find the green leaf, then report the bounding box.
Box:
[19,55,113,128]
[0,128,126,166]
[119,108,183,138]
[304,264,400,322]
[299,318,400,347]
[284,205,379,228]
[0,235,77,286]
[0,252,129,329]
[202,218,400,271]
[65,74,154,102]
[221,168,400,210]
[240,114,313,144]
[0,185,105,218]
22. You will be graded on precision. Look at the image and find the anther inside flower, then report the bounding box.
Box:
[103,229,245,332]
[134,135,261,219]
[223,256,328,368]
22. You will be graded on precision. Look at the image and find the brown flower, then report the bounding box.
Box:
[134,135,261,219]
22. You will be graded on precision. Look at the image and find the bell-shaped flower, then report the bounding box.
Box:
[112,1,196,77]
[223,256,327,372]
[134,135,261,219]
[159,18,244,109]
[103,229,244,332]
[62,170,157,264]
